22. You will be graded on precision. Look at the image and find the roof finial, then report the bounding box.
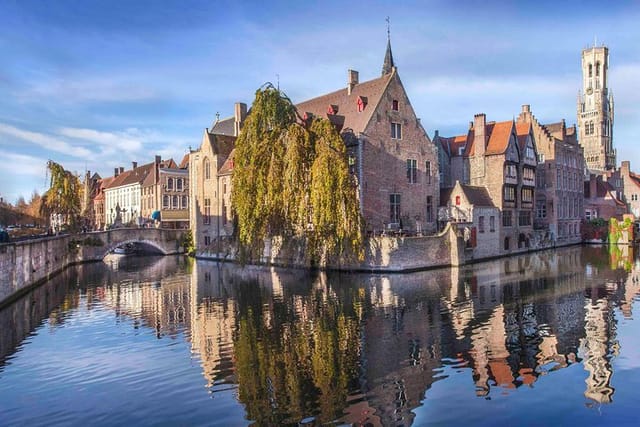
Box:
[382,17,395,75]
[215,112,220,123]
[386,16,390,40]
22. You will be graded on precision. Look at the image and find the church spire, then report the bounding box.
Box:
[382,17,395,75]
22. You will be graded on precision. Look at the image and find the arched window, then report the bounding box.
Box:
[596,62,600,77]
[163,195,169,209]
[176,178,183,191]
[204,158,211,180]
[588,63,593,78]
[182,196,188,209]
[172,195,178,209]
[167,177,174,190]
[589,121,594,135]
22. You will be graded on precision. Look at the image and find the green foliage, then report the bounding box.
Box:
[232,85,363,264]
[43,160,83,232]
[181,230,195,256]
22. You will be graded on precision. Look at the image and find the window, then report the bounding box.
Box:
[521,188,533,203]
[455,195,461,206]
[489,216,495,232]
[407,159,417,183]
[479,216,485,233]
[537,153,545,163]
[504,237,510,250]
[391,122,402,139]
[203,198,211,225]
[172,195,178,209]
[163,195,169,209]
[523,167,535,182]
[505,164,517,179]
[390,194,401,223]
[204,235,211,246]
[589,121,594,135]
[519,210,531,226]
[204,158,211,180]
[167,177,174,190]
[426,161,432,184]
[536,200,547,218]
[589,63,593,78]
[526,145,535,160]
[392,100,399,111]
[182,195,188,208]
[426,196,433,222]
[176,178,183,191]
[222,199,227,225]
[504,186,516,202]
[503,210,513,227]
[596,62,600,77]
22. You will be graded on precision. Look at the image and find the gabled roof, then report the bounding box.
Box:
[210,116,236,136]
[219,149,235,175]
[295,71,394,135]
[585,177,626,206]
[515,122,531,152]
[435,134,469,158]
[629,171,640,189]
[464,120,514,156]
[440,183,496,208]
[178,154,189,169]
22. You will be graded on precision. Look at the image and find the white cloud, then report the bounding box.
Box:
[0,123,93,158]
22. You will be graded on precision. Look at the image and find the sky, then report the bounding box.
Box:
[1,0,639,204]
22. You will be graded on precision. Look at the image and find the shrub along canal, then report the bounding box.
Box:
[1,245,639,426]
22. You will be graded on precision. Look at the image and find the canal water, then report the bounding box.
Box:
[1,245,640,426]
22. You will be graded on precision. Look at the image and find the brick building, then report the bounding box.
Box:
[437,113,538,254]
[584,174,625,220]
[608,161,640,218]
[517,105,584,245]
[189,39,440,252]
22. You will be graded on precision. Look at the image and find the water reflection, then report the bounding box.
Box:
[2,245,640,425]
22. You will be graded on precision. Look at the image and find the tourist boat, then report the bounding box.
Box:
[112,243,136,255]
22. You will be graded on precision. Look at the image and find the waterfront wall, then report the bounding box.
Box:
[0,228,186,306]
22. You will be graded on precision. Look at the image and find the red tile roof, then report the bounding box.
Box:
[515,122,531,152]
[464,120,513,156]
[295,71,394,134]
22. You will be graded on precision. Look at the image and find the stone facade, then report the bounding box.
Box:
[517,105,584,245]
[577,45,615,172]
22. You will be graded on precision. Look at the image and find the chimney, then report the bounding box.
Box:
[234,102,247,136]
[347,69,359,95]
[622,160,631,176]
[114,168,119,177]
[589,174,597,199]
[522,104,530,113]
[155,155,161,184]
[132,161,138,170]
[473,113,486,157]
[434,129,439,138]
[119,167,124,174]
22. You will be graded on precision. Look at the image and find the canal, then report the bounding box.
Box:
[1,245,639,426]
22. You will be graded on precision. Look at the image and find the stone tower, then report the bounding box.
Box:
[577,44,615,172]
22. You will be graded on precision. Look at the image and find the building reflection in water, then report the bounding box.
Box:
[2,245,640,425]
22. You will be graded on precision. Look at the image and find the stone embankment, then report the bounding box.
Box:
[0,228,186,307]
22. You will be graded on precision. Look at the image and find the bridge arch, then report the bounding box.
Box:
[101,238,168,258]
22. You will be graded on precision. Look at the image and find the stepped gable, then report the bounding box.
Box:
[295,72,394,134]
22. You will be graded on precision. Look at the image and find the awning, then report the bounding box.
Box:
[151,210,161,220]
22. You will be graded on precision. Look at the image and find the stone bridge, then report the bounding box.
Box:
[0,228,188,307]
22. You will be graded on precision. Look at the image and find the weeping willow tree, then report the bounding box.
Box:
[41,160,83,232]
[232,85,363,263]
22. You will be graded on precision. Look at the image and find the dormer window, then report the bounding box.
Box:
[327,105,338,115]
[357,96,368,113]
[392,100,399,111]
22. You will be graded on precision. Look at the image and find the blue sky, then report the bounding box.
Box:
[1,0,639,204]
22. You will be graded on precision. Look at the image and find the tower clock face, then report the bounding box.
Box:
[586,87,593,95]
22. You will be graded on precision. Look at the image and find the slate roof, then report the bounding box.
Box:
[295,71,394,134]
[210,116,236,136]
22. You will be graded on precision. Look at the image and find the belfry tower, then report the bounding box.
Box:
[577,44,615,172]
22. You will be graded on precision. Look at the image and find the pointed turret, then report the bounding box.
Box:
[382,37,395,75]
